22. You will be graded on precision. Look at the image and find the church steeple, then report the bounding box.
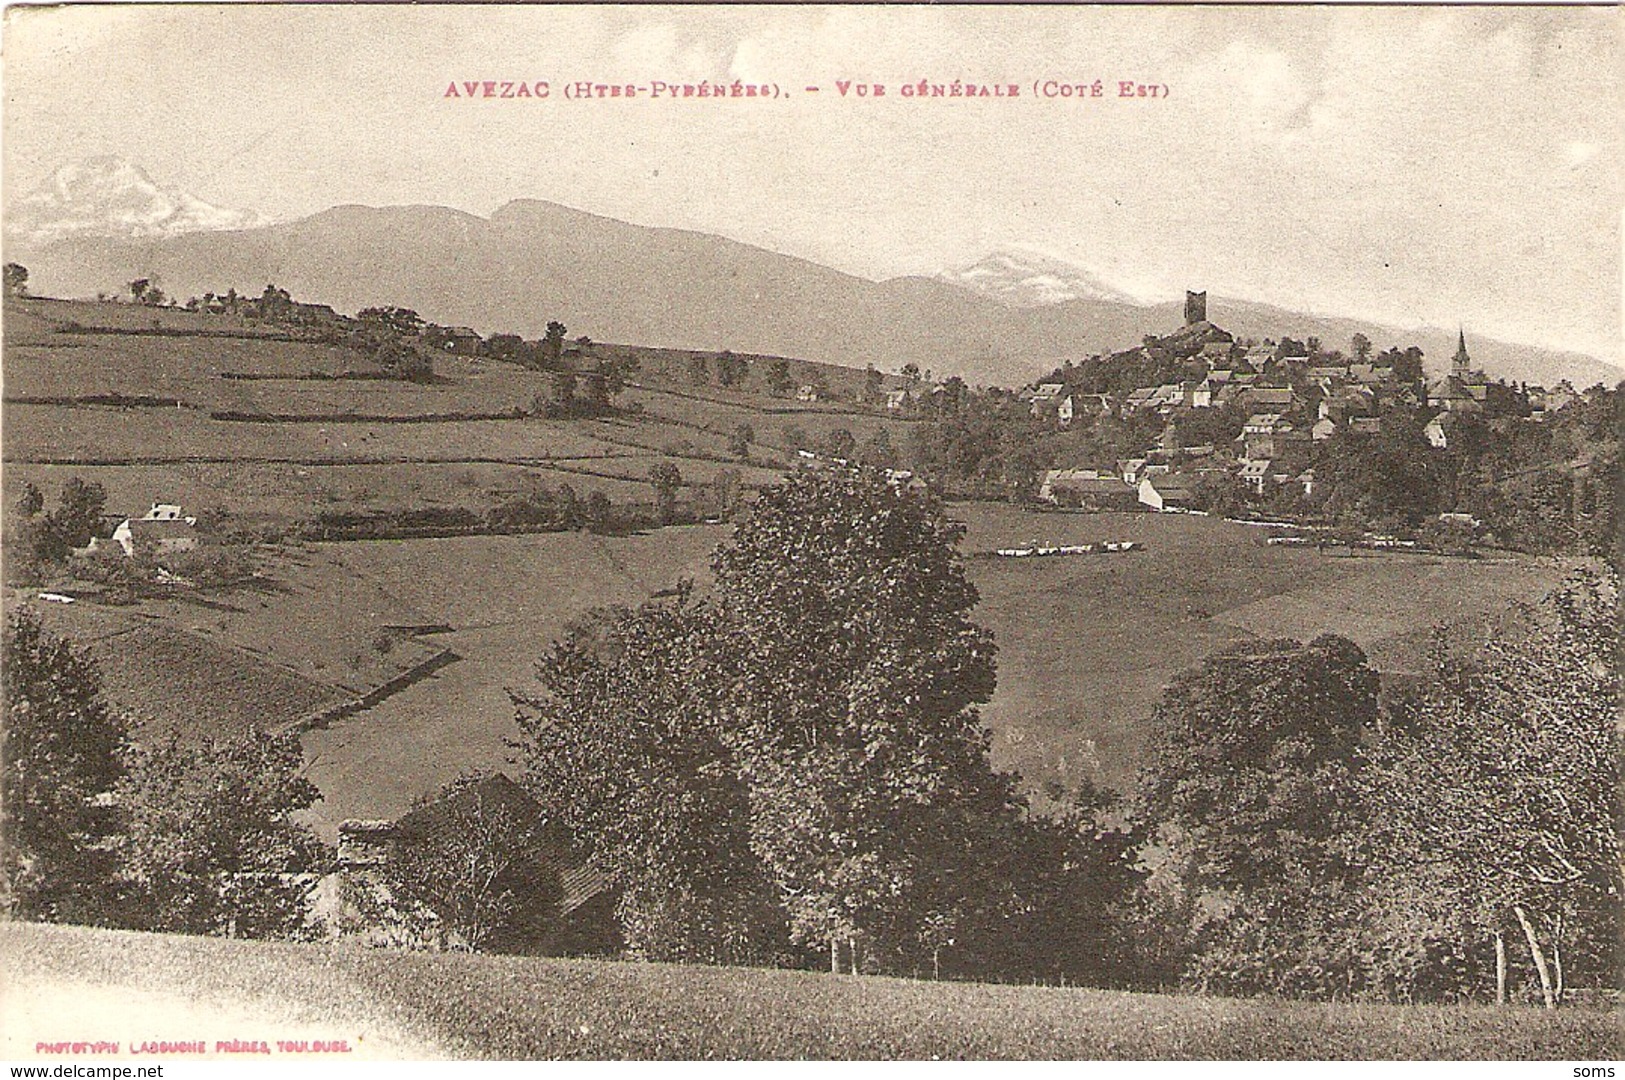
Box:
[1453,329,1471,376]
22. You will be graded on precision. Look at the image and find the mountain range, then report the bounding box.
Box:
[6,160,1618,390]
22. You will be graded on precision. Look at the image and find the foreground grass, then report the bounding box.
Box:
[4,923,1619,1060]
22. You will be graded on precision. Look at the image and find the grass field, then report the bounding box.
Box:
[297,526,727,834]
[955,505,1570,792]
[4,922,1617,1060]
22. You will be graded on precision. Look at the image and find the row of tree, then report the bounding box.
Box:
[3,468,1617,1004]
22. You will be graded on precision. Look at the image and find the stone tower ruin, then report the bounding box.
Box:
[1185,290,1207,325]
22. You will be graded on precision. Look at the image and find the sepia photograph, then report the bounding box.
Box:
[0,2,1619,1063]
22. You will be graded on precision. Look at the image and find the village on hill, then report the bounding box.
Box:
[1011,291,1587,526]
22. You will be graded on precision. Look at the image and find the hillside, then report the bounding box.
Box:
[11,199,1618,390]
[1,296,1577,834]
[5,923,1618,1060]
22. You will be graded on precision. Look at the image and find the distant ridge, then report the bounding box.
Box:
[8,184,1618,390]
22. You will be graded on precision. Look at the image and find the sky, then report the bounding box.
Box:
[3,4,1620,362]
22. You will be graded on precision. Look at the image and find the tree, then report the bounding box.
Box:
[766,358,794,398]
[26,477,109,565]
[1,612,129,923]
[821,428,857,462]
[128,278,150,304]
[358,306,424,338]
[513,598,787,965]
[711,469,1011,973]
[1350,333,1372,364]
[728,423,754,461]
[16,482,44,518]
[858,427,897,471]
[542,321,567,368]
[900,362,921,382]
[4,262,29,297]
[689,354,711,386]
[583,491,613,533]
[486,333,524,363]
[550,369,577,415]
[712,468,745,520]
[1365,571,1621,1007]
[1132,635,1380,997]
[863,365,884,405]
[649,462,682,524]
[715,350,747,388]
[114,727,327,939]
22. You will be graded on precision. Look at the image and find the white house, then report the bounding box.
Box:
[100,502,200,557]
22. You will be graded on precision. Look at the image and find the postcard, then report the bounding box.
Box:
[1,2,1619,1065]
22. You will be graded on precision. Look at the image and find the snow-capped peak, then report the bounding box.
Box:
[939,248,1147,308]
[6,156,266,246]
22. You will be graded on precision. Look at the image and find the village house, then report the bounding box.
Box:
[92,502,200,558]
[1117,457,1149,484]
[1138,474,1200,512]
[435,326,484,355]
[326,773,618,956]
[1238,458,1273,494]
[885,387,916,412]
[1239,413,1296,459]
[1039,469,1141,510]
[1238,384,1297,413]
[796,384,823,402]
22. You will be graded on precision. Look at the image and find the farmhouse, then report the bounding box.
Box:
[1138,474,1200,512]
[1040,469,1140,509]
[330,773,618,956]
[95,502,200,557]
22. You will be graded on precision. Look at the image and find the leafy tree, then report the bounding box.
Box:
[765,358,793,398]
[712,468,745,520]
[1365,571,1621,1007]
[358,306,425,337]
[858,427,898,471]
[583,491,613,533]
[4,262,29,297]
[728,423,754,460]
[863,365,884,405]
[649,462,682,524]
[577,370,611,414]
[16,482,44,518]
[1350,333,1372,364]
[1132,635,1379,997]
[542,321,567,368]
[821,428,857,461]
[900,362,921,382]
[113,727,327,939]
[27,477,109,564]
[550,369,577,415]
[128,278,150,304]
[1,612,129,923]
[711,468,1011,972]
[688,354,711,386]
[513,598,787,965]
[485,333,525,363]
